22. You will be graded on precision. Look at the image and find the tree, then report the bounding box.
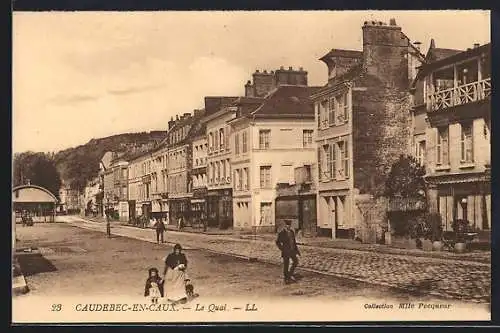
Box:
[13,152,62,199]
[384,154,426,198]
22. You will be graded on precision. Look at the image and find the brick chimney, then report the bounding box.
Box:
[362,18,408,86]
[193,109,205,118]
[252,69,275,97]
[274,66,308,87]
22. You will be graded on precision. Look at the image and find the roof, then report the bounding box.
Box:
[250,85,321,118]
[412,43,490,86]
[319,49,363,62]
[12,185,58,203]
[426,48,463,63]
[312,64,363,98]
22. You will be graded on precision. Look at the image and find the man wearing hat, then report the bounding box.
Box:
[275,219,301,284]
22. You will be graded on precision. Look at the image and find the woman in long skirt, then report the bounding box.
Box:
[163,243,190,303]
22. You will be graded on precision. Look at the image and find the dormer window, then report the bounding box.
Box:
[329,63,337,79]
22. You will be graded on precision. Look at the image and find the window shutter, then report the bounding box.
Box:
[331,143,336,179]
[317,147,322,181]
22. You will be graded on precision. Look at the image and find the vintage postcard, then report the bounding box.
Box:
[12,10,491,323]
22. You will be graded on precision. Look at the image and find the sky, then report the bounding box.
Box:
[12,10,490,153]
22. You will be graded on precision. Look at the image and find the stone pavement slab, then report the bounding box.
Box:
[64,216,491,303]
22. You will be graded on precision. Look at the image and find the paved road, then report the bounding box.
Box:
[15,222,442,303]
[62,216,491,304]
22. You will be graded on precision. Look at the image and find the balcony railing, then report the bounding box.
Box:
[428,78,491,112]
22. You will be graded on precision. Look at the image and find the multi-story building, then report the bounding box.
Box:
[98,151,114,216]
[205,97,239,229]
[150,144,169,221]
[190,116,208,223]
[82,176,101,216]
[165,110,206,226]
[128,150,150,220]
[229,84,318,233]
[311,19,425,240]
[109,153,129,221]
[58,184,80,214]
[410,41,491,232]
[128,151,154,220]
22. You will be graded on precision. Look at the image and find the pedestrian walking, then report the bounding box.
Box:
[105,210,111,238]
[275,219,301,284]
[155,218,165,243]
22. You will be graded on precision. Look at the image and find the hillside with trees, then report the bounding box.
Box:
[53,131,167,192]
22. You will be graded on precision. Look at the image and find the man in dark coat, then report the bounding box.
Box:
[275,219,300,284]
[155,218,166,243]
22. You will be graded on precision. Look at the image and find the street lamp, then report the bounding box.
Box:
[105,195,111,238]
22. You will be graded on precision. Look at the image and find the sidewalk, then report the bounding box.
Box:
[110,217,490,264]
[64,215,490,303]
[12,254,29,296]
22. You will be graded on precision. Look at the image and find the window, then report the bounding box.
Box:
[222,160,226,179]
[304,165,312,182]
[214,131,219,151]
[460,123,473,163]
[328,97,336,126]
[244,168,249,190]
[260,202,272,225]
[234,170,239,190]
[320,100,328,129]
[235,133,240,155]
[219,128,225,150]
[320,144,330,181]
[238,169,243,190]
[436,127,449,165]
[337,93,349,124]
[416,140,426,166]
[330,144,336,179]
[260,166,272,188]
[216,162,221,181]
[209,132,214,150]
[259,130,270,149]
[338,140,349,178]
[303,130,313,148]
[242,131,248,153]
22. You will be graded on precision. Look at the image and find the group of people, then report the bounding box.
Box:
[144,219,302,305]
[144,243,196,304]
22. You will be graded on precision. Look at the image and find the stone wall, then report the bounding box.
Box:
[354,193,388,243]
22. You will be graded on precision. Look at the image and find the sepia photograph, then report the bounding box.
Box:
[11,10,491,323]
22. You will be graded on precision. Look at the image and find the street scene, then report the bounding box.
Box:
[12,10,491,322]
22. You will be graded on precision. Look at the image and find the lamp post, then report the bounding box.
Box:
[105,195,111,238]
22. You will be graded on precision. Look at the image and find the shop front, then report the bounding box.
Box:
[168,197,191,226]
[207,189,233,229]
[191,188,207,225]
[141,201,152,220]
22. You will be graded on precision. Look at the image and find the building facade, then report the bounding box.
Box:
[411,42,491,232]
[312,19,426,240]
[205,97,239,229]
[230,84,319,233]
[190,123,208,224]
[166,110,206,226]
[127,151,153,220]
[109,153,129,221]
[150,145,169,221]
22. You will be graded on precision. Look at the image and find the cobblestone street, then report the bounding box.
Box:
[64,216,490,303]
